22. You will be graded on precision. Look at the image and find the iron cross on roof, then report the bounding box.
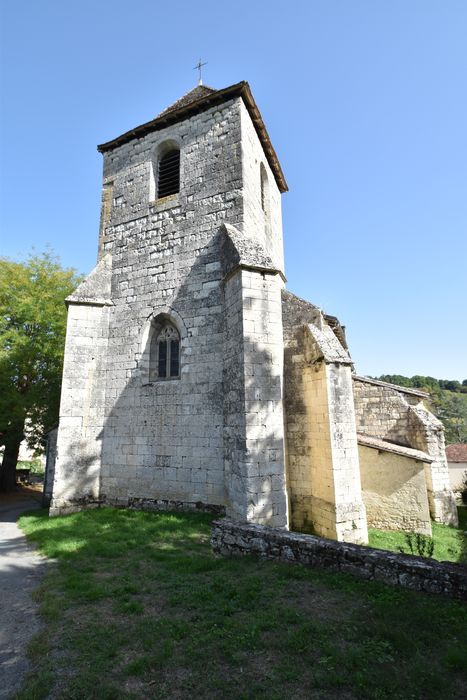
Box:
[193,58,208,85]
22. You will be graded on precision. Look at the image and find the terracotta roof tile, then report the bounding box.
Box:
[445,444,467,462]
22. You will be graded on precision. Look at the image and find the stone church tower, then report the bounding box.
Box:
[50,81,457,541]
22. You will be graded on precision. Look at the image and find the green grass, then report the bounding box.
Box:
[16,458,45,476]
[368,506,467,564]
[17,507,467,700]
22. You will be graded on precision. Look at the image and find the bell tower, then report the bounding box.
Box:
[51,81,291,527]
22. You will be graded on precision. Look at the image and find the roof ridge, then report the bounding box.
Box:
[97,81,288,192]
[157,84,218,118]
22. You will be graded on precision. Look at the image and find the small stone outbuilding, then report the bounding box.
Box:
[49,81,458,541]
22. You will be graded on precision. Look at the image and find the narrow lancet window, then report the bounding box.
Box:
[260,162,269,214]
[260,162,272,244]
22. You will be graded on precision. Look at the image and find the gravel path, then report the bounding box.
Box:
[0,492,48,699]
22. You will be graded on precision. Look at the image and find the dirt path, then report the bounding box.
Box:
[0,489,48,699]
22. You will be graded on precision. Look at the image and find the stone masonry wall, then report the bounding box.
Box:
[359,445,431,535]
[302,358,367,543]
[51,301,110,514]
[283,292,368,542]
[353,377,458,526]
[282,291,367,543]
[211,519,467,601]
[408,405,458,526]
[43,427,58,507]
[97,99,243,509]
[353,377,420,446]
[98,98,242,254]
[283,324,314,532]
[282,292,321,532]
[53,93,289,517]
[223,270,248,518]
[240,101,284,272]
[224,268,288,527]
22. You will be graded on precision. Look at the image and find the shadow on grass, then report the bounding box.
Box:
[19,506,212,559]
[16,507,467,700]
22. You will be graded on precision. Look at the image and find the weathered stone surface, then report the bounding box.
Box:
[358,443,432,535]
[353,376,458,527]
[51,84,288,528]
[211,519,467,601]
[66,253,113,306]
[49,80,457,553]
[43,427,58,507]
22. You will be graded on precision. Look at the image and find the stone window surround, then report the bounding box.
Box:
[157,148,180,199]
[149,137,182,204]
[151,323,180,381]
[139,307,187,386]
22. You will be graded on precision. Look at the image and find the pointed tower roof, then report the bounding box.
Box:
[156,84,217,118]
[97,81,288,192]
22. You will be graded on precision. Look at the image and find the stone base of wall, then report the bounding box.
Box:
[211,518,467,600]
[430,489,459,527]
[49,495,225,518]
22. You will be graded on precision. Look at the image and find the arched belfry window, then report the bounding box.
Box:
[150,322,180,380]
[158,148,180,198]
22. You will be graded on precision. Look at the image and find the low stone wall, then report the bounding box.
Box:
[211,519,467,601]
[50,495,225,517]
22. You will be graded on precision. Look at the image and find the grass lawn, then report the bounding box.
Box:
[18,508,467,700]
[16,458,45,478]
[368,506,467,564]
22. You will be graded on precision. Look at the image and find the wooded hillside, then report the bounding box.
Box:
[375,375,467,444]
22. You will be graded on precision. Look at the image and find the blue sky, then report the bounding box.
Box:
[1,0,466,380]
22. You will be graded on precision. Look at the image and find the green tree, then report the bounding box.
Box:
[430,390,467,444]
[439,379,462,392]
[0,252,81,491]
[375,374,467,444]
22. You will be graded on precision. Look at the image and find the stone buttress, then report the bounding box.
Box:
[282,292,368,543]
[50,79,457,542]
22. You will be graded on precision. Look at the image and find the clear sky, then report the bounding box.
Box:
[1,0,466,380]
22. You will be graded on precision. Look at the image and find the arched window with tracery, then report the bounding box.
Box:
[149,323,180,380]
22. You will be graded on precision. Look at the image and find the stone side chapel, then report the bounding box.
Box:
[49,80,458,541]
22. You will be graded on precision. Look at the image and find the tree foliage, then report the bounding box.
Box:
[0,252,81,490]
[375,374,467,444]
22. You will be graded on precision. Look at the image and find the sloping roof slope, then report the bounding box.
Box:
[66,253,112,307]
[353,375,429,399]
[97,81,288,192]
[446,444,467,462]
[156,85,217,117]
[357,434,432,463]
